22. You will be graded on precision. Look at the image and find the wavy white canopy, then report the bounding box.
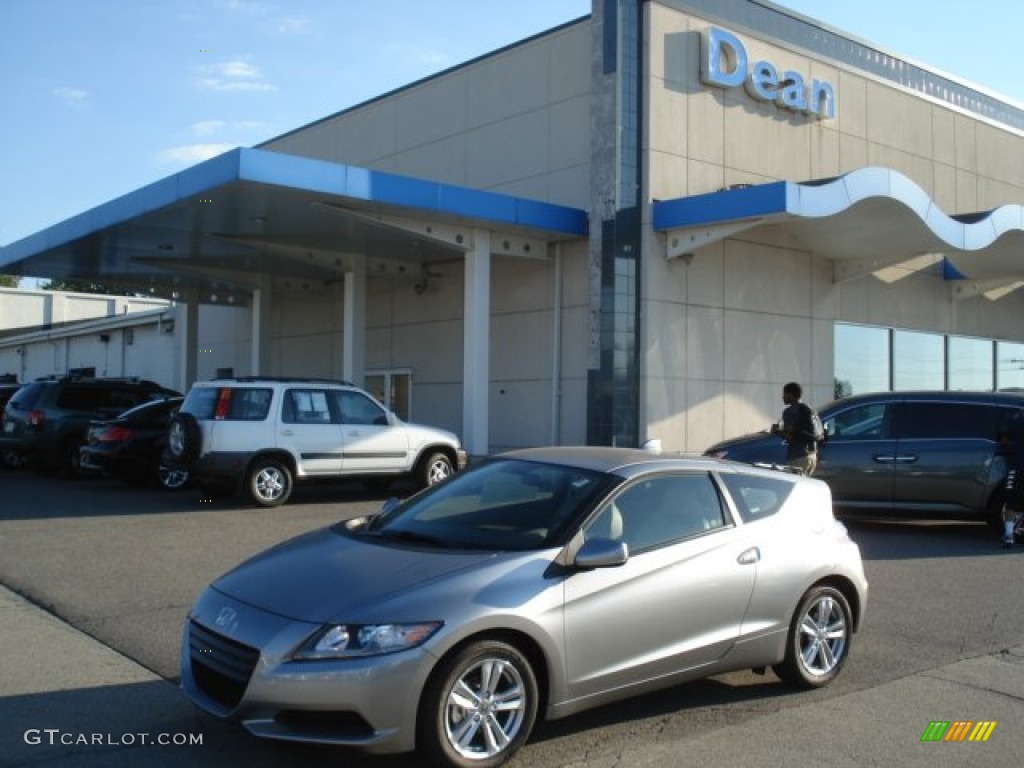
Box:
[654,167,1024,284]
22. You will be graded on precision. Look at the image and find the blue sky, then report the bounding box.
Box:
[1,0,1022,261]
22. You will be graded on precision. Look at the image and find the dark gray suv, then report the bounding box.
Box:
[705,391,1024,530]
[1,376,181,473]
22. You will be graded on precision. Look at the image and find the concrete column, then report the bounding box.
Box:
[343,260,367,387]
[250,274,273,376]
[463,229,491,456]
[176,296,198,391]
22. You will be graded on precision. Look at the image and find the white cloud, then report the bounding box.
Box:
[158,143,237,166]
[53,87,89,106]
[190,119,269,137]
[191,119,227,136]
[197,59,276,92]
[221,60,260,79]
[277,17,310,34]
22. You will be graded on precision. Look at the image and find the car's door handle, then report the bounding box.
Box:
[893,455,918,463]
[873,455,895,463]
[737,547,760,565]
[280,429,293,436]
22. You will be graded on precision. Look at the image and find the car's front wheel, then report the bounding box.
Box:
[774,585,852,688]
[246,458,293,507]
[419,451,454,488]
[419,640,538,768]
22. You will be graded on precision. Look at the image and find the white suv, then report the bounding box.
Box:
[165,377,466,507]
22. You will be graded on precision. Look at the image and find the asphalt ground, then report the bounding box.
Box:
[1,469,1023,767]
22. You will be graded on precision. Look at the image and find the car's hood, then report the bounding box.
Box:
[705,429,773,453]
[211,526,501,623]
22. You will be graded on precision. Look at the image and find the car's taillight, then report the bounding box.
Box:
[214,388,231,420]
[97,426,133,442]
[27,409,45,428]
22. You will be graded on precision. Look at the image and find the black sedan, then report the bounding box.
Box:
[79,397,189,489]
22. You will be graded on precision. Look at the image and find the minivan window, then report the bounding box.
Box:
[825,403,887,440]
[892,402,997,440]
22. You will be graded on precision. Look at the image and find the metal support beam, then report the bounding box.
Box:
[951,278,1024,301]
[664,220,761,260]
[463,229,491,456]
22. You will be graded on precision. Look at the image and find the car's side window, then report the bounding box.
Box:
[718,472,795,522]
[283,389,335,424]
[892,402,997,440]
[824,403,887,440]
[585,474,725,553]
[334,390,388,426]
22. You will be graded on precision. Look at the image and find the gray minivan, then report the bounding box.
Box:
[705,391,1024,530]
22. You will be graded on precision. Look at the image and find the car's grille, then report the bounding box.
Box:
[188,619,260,710]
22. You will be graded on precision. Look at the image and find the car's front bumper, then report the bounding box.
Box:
[180,588,432,754]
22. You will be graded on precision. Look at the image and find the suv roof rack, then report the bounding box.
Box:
[208,376,354,386]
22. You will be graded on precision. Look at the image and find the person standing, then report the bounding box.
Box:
[998,409,1024,548]
[772,381,818,476]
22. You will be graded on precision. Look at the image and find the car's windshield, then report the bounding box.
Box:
[363,459,616,550]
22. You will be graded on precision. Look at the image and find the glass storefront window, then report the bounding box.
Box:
[893,330,944,390]
[997,342,1024,391]
[834,324,889,398]
[948,336,993,391]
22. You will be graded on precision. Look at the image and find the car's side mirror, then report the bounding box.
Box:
[574,538,629,569]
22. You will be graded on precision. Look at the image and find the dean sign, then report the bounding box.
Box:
[700,26,836,120]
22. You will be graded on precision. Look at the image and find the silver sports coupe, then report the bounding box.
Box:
[181,447,868,767]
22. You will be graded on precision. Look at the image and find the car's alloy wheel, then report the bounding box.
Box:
[167,413,200,464]
[247,459,292,507]
[420,640,538,768]
[421,452,454,488]
[157,464,190,490]
[775,585,851,688]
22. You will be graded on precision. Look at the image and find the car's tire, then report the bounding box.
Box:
[246,458,293,507]
[418,640,538,768]
[63,437,86,478]
[167,413,200,464]
[774,585,852,688]
[985,486,1007,533]
[1,448,26,470]
[419,451,454,489]
[157,463,191,491]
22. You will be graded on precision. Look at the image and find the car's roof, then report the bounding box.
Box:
[822,389,1024,412]
[194,376,354,387]
[498,446,772,479]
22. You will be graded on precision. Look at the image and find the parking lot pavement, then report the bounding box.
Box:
[3,580,1023,768]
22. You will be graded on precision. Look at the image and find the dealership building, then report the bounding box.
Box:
[3,0,1024,456]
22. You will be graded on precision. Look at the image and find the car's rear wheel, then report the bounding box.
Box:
[167,413,200,464]
[774,585,852,688]
[2,448,26,469]
[246,458,293,507]
[419,640,538,768]
[985,486,1007,533]
[419,451,454,488]
[157,463,190,491]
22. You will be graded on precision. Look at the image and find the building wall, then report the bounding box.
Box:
[263,19,592,210]
[642,0,1024,452]
[0,287,172,331]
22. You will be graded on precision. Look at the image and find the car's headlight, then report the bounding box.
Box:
[293,621,442,660]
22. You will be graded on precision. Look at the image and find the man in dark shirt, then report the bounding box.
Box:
[772,382,818,476]
[998,408,1024,548]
